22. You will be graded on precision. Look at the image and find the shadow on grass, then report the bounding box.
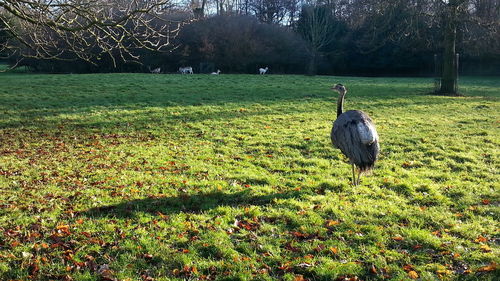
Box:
[0,73,448,130]
[82,189,303,218]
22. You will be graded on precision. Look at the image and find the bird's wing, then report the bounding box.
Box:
[332,117,379,169]
[357,120,378,145]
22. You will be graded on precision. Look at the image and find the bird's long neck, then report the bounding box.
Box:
[337,90,346,117]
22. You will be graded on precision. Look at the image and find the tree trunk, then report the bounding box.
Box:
[439,0,460,95]
[307,52,317,75]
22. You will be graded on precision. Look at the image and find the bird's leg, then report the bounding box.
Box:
[351,164,356,186]
[356,170,362,185]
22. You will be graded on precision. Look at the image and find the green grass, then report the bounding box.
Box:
[0,72,498,280]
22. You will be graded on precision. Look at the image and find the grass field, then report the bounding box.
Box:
[0,72,498,280]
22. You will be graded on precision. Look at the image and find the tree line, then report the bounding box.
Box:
[1,1,499,88]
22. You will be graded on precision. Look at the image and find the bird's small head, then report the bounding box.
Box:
[331,83,347,94]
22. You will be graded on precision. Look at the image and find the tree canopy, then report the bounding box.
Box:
[1,0,498,78]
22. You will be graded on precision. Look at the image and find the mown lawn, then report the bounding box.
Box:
[0,72,498,280]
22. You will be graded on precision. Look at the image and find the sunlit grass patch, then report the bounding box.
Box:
[0,73,498,280]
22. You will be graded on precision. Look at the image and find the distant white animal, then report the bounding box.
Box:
[211,69,221,75]
[259,67,269,74]
[179,66,193,74]
[149,67,161,74]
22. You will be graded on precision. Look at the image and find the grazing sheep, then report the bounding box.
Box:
[179,66,193,74]
[149,67,161,74]
[211,69,221,75]
[259,67,269,74]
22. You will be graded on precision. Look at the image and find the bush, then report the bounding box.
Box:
[174,15,308,74]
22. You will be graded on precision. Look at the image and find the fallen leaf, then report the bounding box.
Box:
[294,275,305,281]
[403,264,414,272]
[475,235,487,243]
[436,269,452,276]
[330,247,339,254]
[29,262,40,275]
[477,262,497,272]
[22,251,33,259]
[326,220,340,227]
[56,224,70,231]
[480,244,492,252]
[408,271,419,279]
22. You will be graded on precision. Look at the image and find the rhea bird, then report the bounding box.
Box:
[330,84,379,185]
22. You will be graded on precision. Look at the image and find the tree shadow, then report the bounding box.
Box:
[0,73,448,131]
[0,75,334,130]
[82,189,303,218]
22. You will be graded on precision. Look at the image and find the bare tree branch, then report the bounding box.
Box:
[0,0,193,67]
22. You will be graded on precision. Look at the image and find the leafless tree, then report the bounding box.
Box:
[297,5,338,74]
[0,0,191,67]
[250,0,292,24]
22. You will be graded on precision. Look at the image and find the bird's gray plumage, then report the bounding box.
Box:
[331,110,379,171]
[330,83,379,184]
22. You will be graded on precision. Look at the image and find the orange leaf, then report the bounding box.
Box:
[475,235,487,243]
[432,230,441,236]
[477,262,497,272]
[392,236,404,241]
[326,220,340,226]
[481,199,490,205]
[408,271,419,279]
[330,247,338,254]
[156,211,169,219]
[403,264,414,272]
[294,275,305,281]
